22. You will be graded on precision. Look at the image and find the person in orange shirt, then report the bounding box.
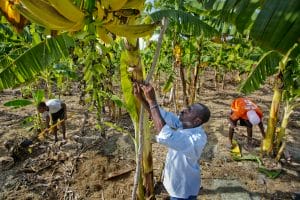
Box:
[228,97,265,148]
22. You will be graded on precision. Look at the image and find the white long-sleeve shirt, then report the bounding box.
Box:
[156,107,207,198]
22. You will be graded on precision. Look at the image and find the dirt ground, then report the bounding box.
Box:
[0,69,299,200]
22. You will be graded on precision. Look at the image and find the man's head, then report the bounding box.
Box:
[37,102,48,113]
[179,103,210,129]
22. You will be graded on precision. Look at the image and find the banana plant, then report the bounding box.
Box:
[240,44,299,156]
[275,59,300,161]
[120,38,149,199]
[198,0,300,157]
[4,89,45,133]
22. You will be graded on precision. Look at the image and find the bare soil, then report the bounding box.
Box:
[0,69,299,200]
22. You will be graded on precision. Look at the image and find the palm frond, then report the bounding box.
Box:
[239,51,281,94]
[150,9,219,37]
[0,34,74,90]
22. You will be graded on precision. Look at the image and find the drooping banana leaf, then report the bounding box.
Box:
[0,33,74,90]
[239,51,281,94]
[251,0,300,57]
[120,50,140,126]
[150,9,219,37]
[203,0,300,56]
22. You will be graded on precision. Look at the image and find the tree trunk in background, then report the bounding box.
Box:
[179,62,189,107]
[190,63,200,104]
[187,35,203,104]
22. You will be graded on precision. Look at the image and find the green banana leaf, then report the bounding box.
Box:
[231,154,263,166]
[258,167,282,179]
[4,99,33,108]
[0,34,74,90]
[150,9,219,38]
[110,94,125,108]
[250,0,300,57]
[162,73,174,93]
[32,89,45,105]
[120,50,139,125]
[203,0,300,56]
[231,153,282,178]
[239,51,281,94]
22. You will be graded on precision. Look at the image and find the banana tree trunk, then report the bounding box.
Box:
[190,39,203,104]
[275,100,299,161]
[120,39,145,199]
[179,62,189,107]
[262,73,283,154]
[190,63,200,104]
[275,104,289,161]
[140,18,168,199]
[262,44,298,156]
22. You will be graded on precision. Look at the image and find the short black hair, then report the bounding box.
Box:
[37,101,47,109]
[197,103,210,124]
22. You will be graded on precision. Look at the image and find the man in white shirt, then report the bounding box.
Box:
[37,99,67,142]
[133,82,210,200]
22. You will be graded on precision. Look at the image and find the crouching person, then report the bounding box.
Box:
[37,99,67,142]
